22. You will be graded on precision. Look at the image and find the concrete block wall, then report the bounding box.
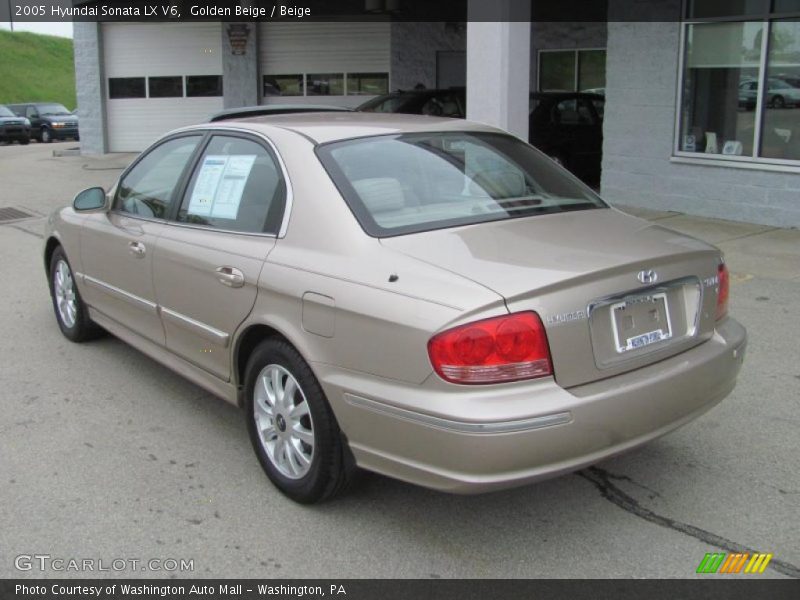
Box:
[73,22,107,154]
[602,17,800,227]
[222,23,259,109]
[390,22,466,91]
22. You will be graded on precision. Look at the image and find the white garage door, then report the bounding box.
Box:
[258,22,390,108]
[103,22,223,152]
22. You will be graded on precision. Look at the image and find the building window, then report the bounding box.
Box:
[263,75,304,96]
[263,72,389,98]
[109,77,146,99]
[306,73,345,96]
[677,2,800,163]
[186,75,223,97]
[346,73,389,96]
[148,76,183,98]
[538,49,606,93]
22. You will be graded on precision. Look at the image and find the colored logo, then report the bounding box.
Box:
[696,552,773,574]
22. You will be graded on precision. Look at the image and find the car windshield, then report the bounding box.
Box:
[0,106,15,117]
[37,104,71,116]
[358,93,429,113]
[317,131,606,237]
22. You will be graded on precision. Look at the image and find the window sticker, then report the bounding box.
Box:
[187,154,257,219]
[211,155,256,219]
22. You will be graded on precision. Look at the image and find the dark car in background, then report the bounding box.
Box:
[529,92,604,185]
[0,105,30,145]
[7,102,79,143]
[357,88,467,118]
[357,89,604,185]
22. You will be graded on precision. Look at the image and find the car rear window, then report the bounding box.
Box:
[317,131,606,237]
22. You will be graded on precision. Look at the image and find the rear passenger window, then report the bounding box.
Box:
[177,135,286,234]
[116,136,201,219]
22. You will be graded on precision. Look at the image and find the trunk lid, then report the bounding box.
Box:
[381,208,723,388]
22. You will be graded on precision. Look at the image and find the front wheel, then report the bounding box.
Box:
[41,127,52,143]
[244,339,356,503]
[772,95,786,109]
[49,247,101,342]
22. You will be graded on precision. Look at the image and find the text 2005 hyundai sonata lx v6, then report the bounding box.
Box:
[44,113,746,503]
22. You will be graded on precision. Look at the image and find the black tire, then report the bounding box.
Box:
[48,246,102,342]
[41,127,52,143]
[772,95,785,109]
[244,338,356,503]
[20,137,30,145]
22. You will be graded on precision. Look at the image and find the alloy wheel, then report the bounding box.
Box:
[253,364,315,479]
[53,259,77,328]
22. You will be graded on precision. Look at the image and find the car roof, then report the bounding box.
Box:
[196,111,501,145]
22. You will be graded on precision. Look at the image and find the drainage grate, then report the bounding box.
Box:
[0,207,36,223]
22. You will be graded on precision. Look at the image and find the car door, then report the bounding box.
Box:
[25,105,41,131]
[79,134,204,345]
[152,132,286,381]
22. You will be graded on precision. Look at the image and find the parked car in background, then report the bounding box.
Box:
[0,104,30,145]
[209,104,352,122]
[765,78,800,108]
[357,89,466,118]
[7,102,79,143]
[357,89,604,184]
[44,113,745,503]
[739,77,800,110]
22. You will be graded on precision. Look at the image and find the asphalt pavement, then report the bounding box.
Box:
[0,141,798,579]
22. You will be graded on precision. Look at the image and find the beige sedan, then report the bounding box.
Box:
[44,113,746,503]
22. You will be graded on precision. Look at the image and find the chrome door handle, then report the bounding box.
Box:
[215,266,244,288]
[128,241,146,258]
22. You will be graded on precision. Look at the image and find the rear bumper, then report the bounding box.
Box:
[317,317,746,493]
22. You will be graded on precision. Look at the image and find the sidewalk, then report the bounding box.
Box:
[614,204,800,282]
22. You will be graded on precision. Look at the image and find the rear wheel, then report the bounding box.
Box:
[19,137,30,145]
[244,338,356,503]
[48,247,102,342]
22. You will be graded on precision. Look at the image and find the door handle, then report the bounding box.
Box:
[215,266,245,288]
[128,241,146,258]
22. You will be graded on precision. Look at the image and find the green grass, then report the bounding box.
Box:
[0,30,76,109]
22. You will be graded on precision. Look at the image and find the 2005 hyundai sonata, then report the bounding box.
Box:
[44,113,746,503]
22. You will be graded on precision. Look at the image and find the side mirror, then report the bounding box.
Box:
[73,187,108,212]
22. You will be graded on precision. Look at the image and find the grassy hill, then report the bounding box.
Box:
[0,30,76,109]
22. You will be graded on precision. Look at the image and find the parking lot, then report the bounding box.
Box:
[0,141,798,579]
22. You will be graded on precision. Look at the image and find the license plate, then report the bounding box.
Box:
[610,292,673,354]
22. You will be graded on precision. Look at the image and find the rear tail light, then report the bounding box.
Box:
[716,262,729,320]
[427,312,553,384]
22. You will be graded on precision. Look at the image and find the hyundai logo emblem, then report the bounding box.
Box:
[637,269,658,285]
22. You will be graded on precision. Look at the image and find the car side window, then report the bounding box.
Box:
[115,136,201,219]
[553,99,595,126]
[176,135,286,234]
[421,94,463,118]
[26,106,37,118]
